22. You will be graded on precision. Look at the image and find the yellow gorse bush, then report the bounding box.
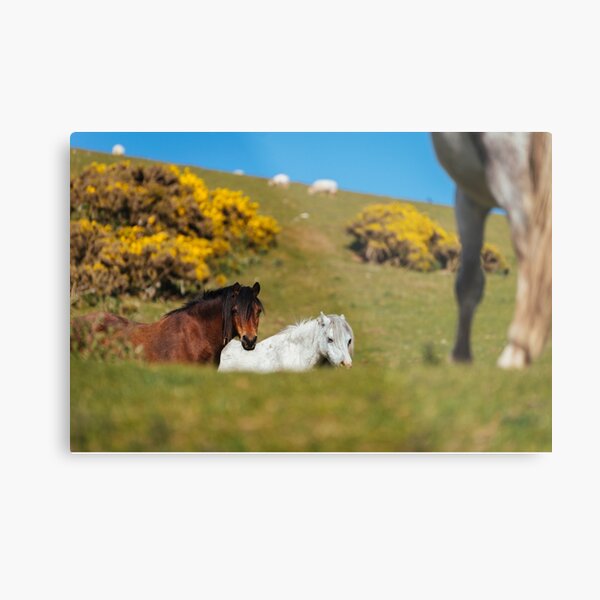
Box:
[347,202,508,273]
[71,161,280,301]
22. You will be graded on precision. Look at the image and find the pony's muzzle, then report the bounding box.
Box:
[341,360,352,369]
[242,335,257,350]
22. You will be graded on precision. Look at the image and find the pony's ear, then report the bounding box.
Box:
[340,314,346,321]
[318,311,330,326]
[232,282,241,295]
[252,282,260,296]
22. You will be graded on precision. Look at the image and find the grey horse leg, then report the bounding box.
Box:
[496,202,531,369]
[452,188,490,362]
[479,133,549,368]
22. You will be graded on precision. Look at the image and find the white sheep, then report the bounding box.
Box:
[112,144,125,156]
[268,173,290,188]
[308,179,338,195]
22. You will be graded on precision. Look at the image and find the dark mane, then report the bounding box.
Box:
[230,286,265,324]
[162,283,264,345]
[201,288,233,301]
[163,286,235,318]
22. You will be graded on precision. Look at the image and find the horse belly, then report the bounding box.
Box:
[126,322,191,363]
[126,324,165,361]
[431,132,497,208]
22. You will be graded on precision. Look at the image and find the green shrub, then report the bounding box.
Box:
[347,202,509,273]
[70,161,280,302]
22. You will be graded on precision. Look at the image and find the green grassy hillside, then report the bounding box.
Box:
[70,148,551,452]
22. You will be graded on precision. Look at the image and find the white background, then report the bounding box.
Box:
[1,1,599,598]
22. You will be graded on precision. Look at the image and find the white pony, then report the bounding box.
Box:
[269,173,290,188]
[218,313,354,373]
[308,179,338,195]
[431,133,551,368]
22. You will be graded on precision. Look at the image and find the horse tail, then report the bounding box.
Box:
[70,312,131,352]
[521,132,552,360]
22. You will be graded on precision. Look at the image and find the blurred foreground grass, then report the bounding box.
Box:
[72,358,551,452]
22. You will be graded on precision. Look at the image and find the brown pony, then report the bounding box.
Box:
[73,282,264,365]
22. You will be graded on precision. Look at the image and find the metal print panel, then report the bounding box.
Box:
[70,132,552,452]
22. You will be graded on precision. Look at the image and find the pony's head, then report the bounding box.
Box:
[225,282,263,350]
[317,312,354,368]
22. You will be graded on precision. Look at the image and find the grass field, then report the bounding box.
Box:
[70,148,551,452]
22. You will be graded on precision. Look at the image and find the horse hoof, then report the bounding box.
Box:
[451,351,472,364]
[497,344,528,369]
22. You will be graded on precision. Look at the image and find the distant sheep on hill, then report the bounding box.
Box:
[308,179,338,195]
[269,173,290,188]
[112,144,125,156]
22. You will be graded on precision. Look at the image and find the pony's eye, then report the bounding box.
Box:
[327,337,334,343]
[231,307,239,314]
[348,339,352,346]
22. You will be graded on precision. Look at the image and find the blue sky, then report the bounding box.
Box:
[71,132,457,205]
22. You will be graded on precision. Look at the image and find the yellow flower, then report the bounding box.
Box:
[348,202,507,273]
[71,160,281,299]
[91,162,107,174]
